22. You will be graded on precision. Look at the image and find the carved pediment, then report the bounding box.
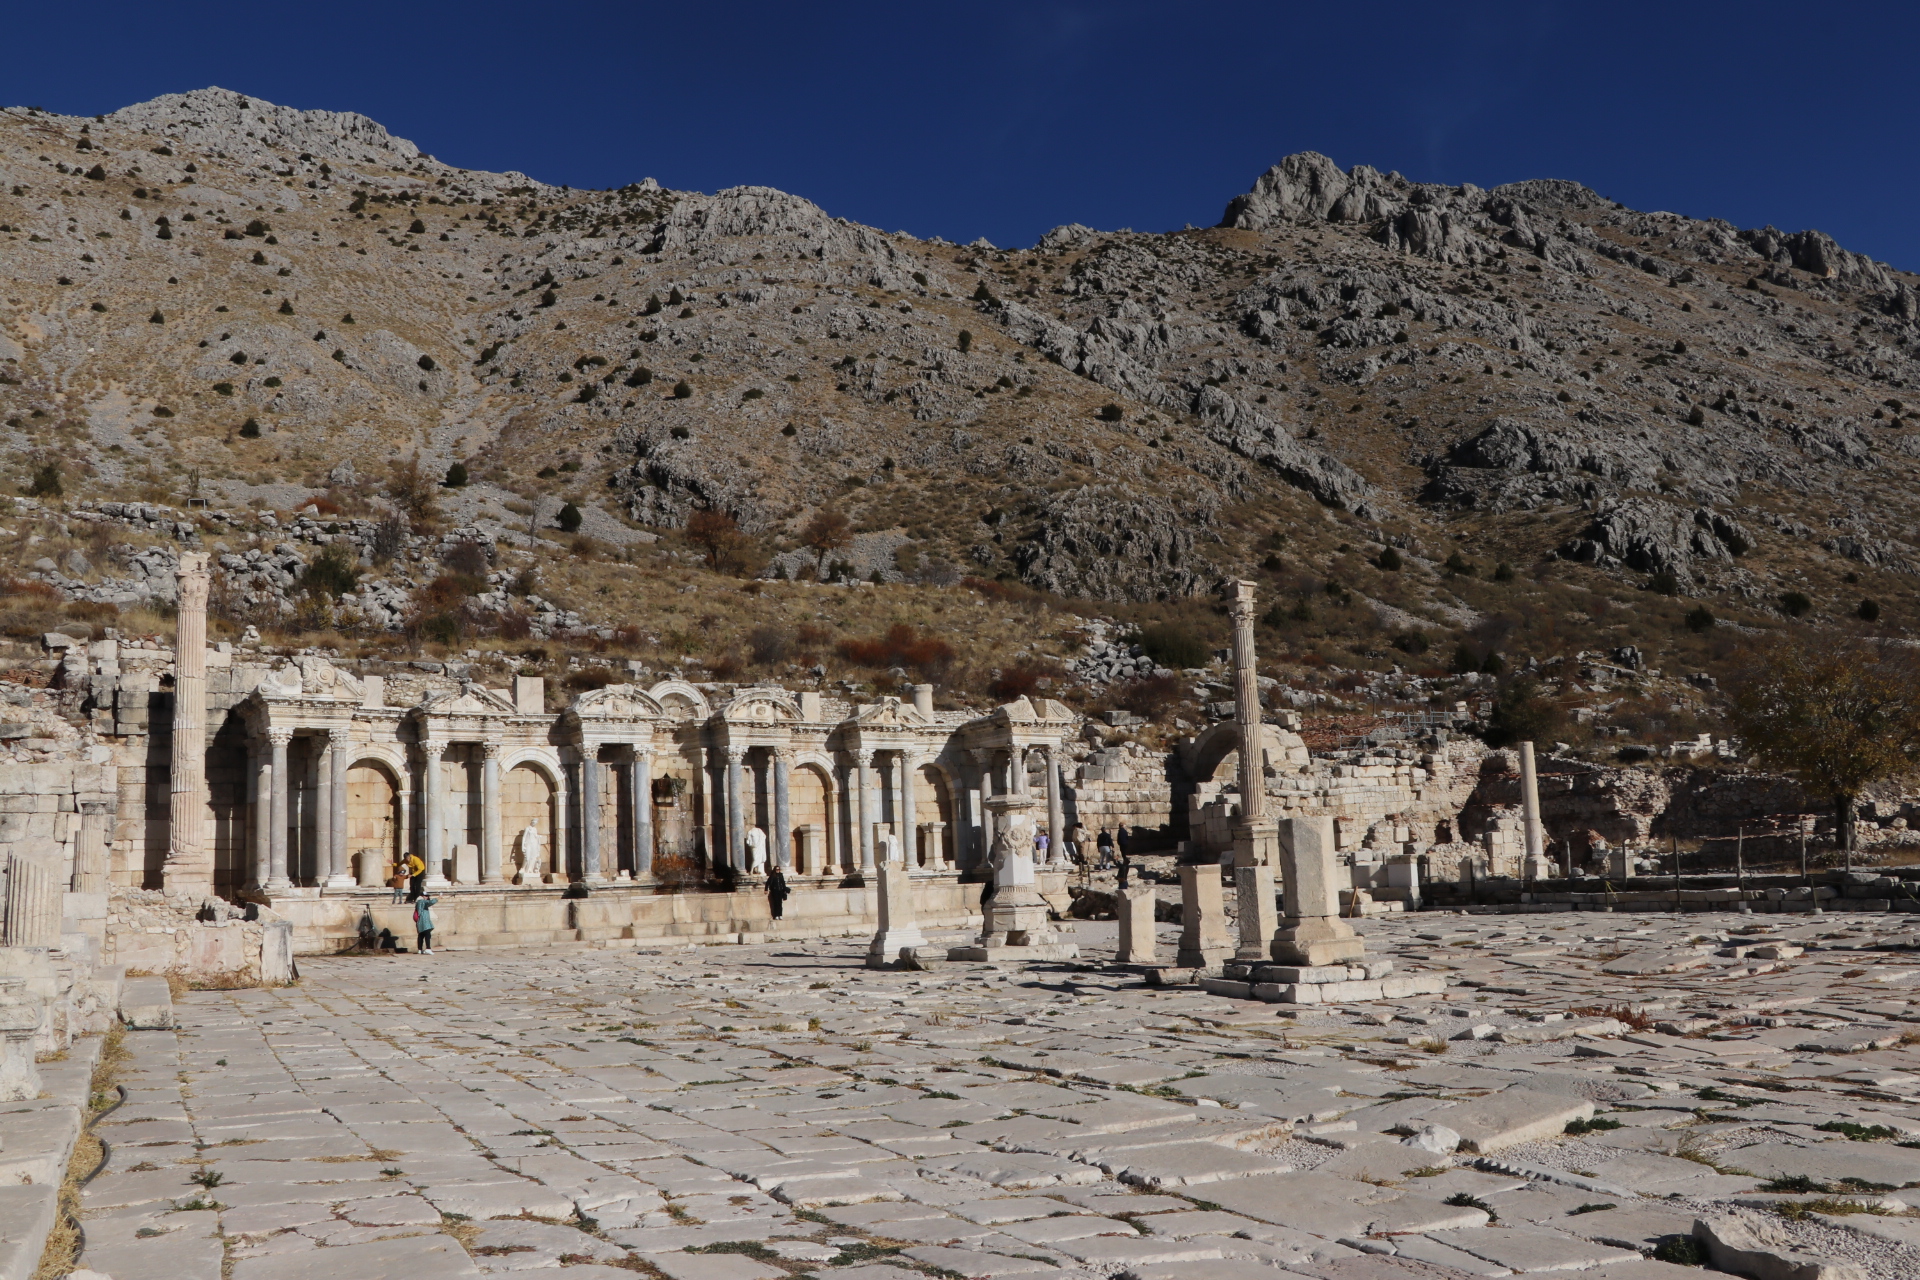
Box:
[722,687,798,724]
[292,655,364,701]
[418,681,518,716]
[572,683,665,720]
[647,679,711,722]
[853,696,928,728]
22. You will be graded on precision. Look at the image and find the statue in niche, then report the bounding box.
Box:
[877,831,902,865]
[745,826,768,874]
[516,823,543,885]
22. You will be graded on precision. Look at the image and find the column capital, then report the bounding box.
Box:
[630,742,653,762]
[327,725,352,746]
[769,745,794,763]
[267,727,294,748]
[419,739,446,761]
[482,739,504,760]
[854,748,874,767]
[725,745,747,764]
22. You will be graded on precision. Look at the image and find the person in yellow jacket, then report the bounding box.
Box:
[400,852,426,903]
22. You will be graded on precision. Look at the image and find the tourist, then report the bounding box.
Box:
[1096,827,1114,868]
[405,850,426,901]
[766,864,790,920]
[1033,829,1050,863]
[389,861,408,905]
[413,893,439,955]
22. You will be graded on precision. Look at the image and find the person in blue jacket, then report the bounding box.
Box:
[413,894,439,955]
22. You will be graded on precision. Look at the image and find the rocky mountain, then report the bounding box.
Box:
[4,88,1919,684]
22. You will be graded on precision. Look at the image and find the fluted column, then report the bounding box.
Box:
[900,753,919,869]
[250,741,270,890]
[420,740,449,888]
[1043,744,1063,866]
[266,729,292,892]
[551,771,569,882]
[856,749,876,870]
[325,728,353,887]
[396,784,413,877]
[582,746,604,883]
[725,746,745,873]
[481,741,503,883]
[631,747,654,881]
[772,748,792,870]
[164,550,212,896]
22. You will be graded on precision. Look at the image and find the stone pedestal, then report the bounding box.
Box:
[1234,862,1277,963]
[866,861,928,967]
[1116,884,1159,965]
[356,848,387,888]
[1271,815,1365,967]
[1176,864,1234,969]
[947,795,1078,962]
[453,843,480,885]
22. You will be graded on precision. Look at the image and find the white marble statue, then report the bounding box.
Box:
[877,831,902,865]
[517,823,543,884]
[745,826,768,874]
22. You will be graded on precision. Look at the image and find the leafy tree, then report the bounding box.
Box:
[25,461,62,498]
[686,508,753,574]
[1483,678,1560,748]
[299,542,359,598]
[386,453,440,522]
[800,507,852,576]
[1728,638,1920,861]
[557,502,583,534]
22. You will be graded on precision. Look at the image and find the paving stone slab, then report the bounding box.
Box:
[902,1245,1061,1275]
[229,1233,479,1280]
[1102,1141,1293,1188]
[651,1253,788,1280]
[1199,1174,1490,1237]
[1427,1223,1642,1272]
[1443,1090,1595,1153]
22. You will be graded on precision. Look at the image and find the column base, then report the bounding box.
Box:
[423,872,450,889]
[1271,916,1366,967]
[322,874,357,890]
[264,877,293,894]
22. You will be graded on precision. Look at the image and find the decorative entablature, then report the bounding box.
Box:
[713,686,801,751]
[564,683,665,753]
[241,660,371,738]
[842,696,938,756]
[958,695,1076,757]
[411,681,520,745]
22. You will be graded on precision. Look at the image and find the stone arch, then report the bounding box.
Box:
[1184,721,1307,785]
[913,760,956,867]
[501,761,557,883]
[647,679,711,721]
[345,758,404,885]
[788,759,837,875]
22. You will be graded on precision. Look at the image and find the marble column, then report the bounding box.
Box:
[266,729,293,892]
[250,743,271,890]
[480,741,503,884]
[631,747,654,881]
[551,773,569,883]
[164,550,212,897]
[899,754,918,869]
[967,746,994,864]
[1225,580,1281,963]
[772,748,792,870]
[73,807,110,895]
[325,728,353,888]
[1043,744,1063,867]
[582,747,604,883]
[1519,741,1548,877]
[314,737,332,888]
[420,740,449,888]
[724,746,746,873]
[856,749,876,870]
[1009,746,1029,798]
[396,785,413,878]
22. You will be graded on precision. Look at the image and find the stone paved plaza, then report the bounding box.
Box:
[73,913,1920,1280]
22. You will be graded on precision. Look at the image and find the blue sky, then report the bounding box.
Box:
[9,1,1918,270]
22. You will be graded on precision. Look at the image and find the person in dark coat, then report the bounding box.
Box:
[765,866,791,920]
[1096,828,1115,869]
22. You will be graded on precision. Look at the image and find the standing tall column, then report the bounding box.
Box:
[1224,580,1280,962]
[1009,746,1030,798]
[724,747,746,874]
[250,742,271,890]
[420,740,449,888]
[967,747,994,867]
[1519,741,1547,878]
[899,754,919,869]
[314,737,333,889]
[550,773,569,883]
[772,748,792,870]
[1043,744,1063,867]
[855,750,877,870]
[325,728,353,888]
[480,741,504,884]
[632,747,654,881]
[396,785,413,881]
[582,746,604,883]
[266,729,292,892]
[164,550,212,897]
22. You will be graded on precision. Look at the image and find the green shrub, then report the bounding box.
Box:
[1098,404,1123,422]
[1134,622,1209,670]
[25,462,62,497]
[1444,551,1475,576]
[443,462,468,488]
[1858,598,1881,622]
[299,543,360,599]
[673,381,693,399]
[1376,547,1402,571]
[1484,678,1558,747]
[1779,590,1812,618]
[1685,605,1715,632]
[957,330,972,353]
[1492,561,1515,582]
[557,502,583,533]
[239,418,262,439]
